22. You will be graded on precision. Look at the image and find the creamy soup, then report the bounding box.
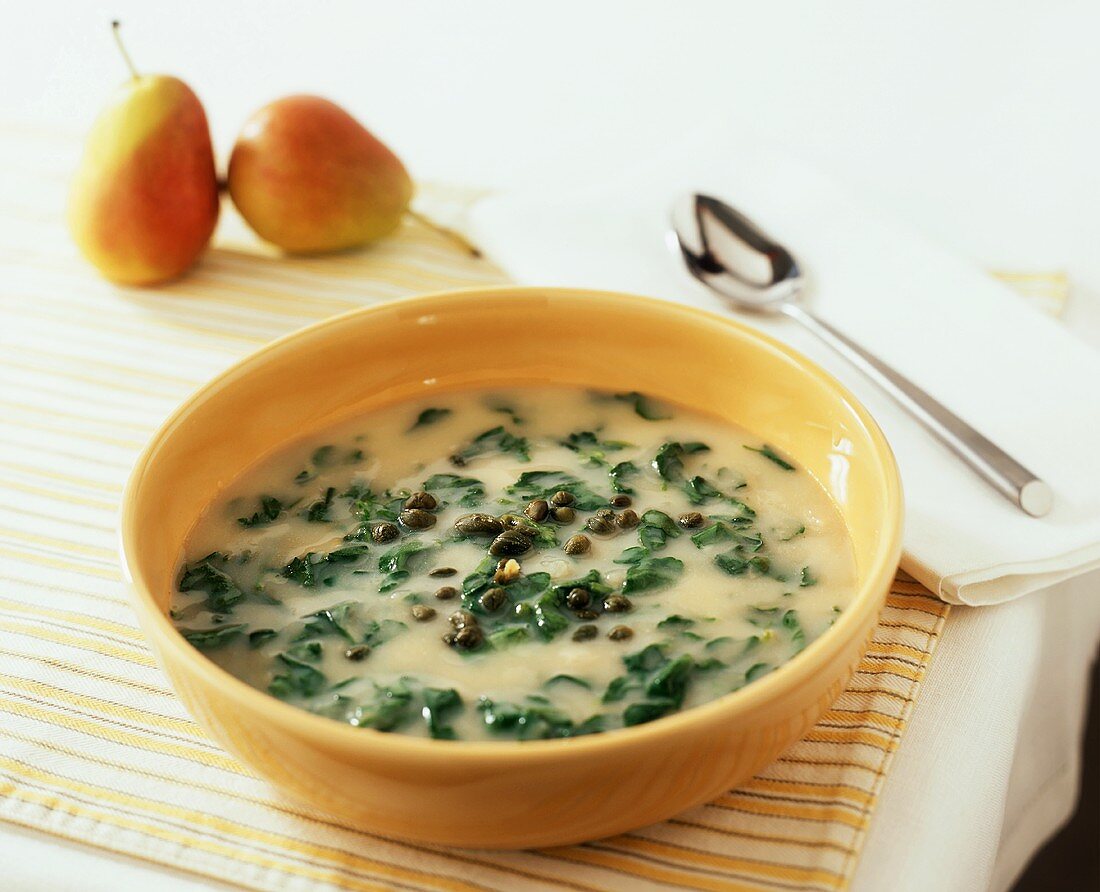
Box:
[171,388,856,741]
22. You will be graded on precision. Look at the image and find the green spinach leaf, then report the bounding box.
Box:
[410,407,451,430]
[181,623,246,649]
[422,687,462,739]
[458,426,530,462]
[637,509,681,552]
[714,550,772,578]
[778,523,806,541]
[362,618,408,647]
[326,544,370,563]
[608,460,639,494]
[743,443,796,471]
[623,643,668,673]
[352,680,416,731]
[269,653,326,699]
[560,431,630,467]
[657,615,695,630]
[622,555,684,594]
[281,552,333,588]
[311,445,337,467]
[248,628,277,647]
[287,641,323,662]
[178,556,244,613]
[487,626,531,649]
[623,699,678,726]
[613,391,671,421]
[477,697,592,740]
[304,487,336,523]
[653,441,710,481]
[647,654,694,703]
[613,545,650,565]
[377,540,432,593]
[422,473,485,508]
[682,475,722,504]
[297,601,358,642]
[237,495,284,528]
[505,470,607,511]
[545,674,592,690]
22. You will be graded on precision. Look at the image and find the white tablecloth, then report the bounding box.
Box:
[854,572,1100,892]
[3,2,1098,889]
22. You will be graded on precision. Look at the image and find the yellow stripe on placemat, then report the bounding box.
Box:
[990,271,1069,317]
[9,125,1066,891]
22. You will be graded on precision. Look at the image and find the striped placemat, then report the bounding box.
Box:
[2,125,1068,891]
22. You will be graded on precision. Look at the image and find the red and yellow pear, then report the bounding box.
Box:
[68,22,219,285]
[227,96,415,254]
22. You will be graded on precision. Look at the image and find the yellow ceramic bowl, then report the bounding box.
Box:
[121,287,902,849]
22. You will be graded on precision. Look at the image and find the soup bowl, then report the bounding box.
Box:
[120,286,903,848]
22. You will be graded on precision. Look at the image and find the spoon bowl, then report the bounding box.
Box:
[671,193,802,312]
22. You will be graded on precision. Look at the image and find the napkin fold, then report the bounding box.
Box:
[465,130,1100,605]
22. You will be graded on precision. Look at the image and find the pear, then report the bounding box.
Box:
[227,96,414,254]
[68,22,219,286]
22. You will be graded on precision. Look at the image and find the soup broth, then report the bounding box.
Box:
[171,387,856,741]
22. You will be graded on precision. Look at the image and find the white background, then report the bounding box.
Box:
[2,2,1098,890]
[4,1,1099,311]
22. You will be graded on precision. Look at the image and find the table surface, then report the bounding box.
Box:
[2,2,1098,890]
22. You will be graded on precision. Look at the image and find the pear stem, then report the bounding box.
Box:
[405,209,483,259]
[111,20,139,80]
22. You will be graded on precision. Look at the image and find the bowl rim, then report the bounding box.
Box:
[120,285,903,762]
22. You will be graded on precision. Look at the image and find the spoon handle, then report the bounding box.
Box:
[784,304,1052,517]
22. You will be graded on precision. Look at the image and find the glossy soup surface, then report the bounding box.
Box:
[172,388,856,741]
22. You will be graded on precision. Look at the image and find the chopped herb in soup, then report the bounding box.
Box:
[172,388,856,740]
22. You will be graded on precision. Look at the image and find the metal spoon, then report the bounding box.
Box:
[671,192,1052,517]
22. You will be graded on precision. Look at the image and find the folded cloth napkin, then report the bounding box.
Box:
[465,129,1100,605]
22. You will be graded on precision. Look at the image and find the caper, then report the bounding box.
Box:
[494,558,522,585]
[434,585,458,601]
[450,609,477,629]
[454,513,504,536]
[411,604,437,622]
[595,508,615,520]
[550,506,575,523]
[615,509,640,529]
[565,587,591,609]
[608,625,634,641]
[499,513,538,537]
[585,515,616,535]
[344,644,370,661]
[563,534,590,555]
[572,624,598,642]
[429,567,457,578]
[449,453,467,467]
[678,511,705,528]
[550,491,575,507]
[479,586,507,612]
[441,631,457,645]
[574,609,599,620]
[489,530,532,556]
[404,490,437,510]
[400,508,437,530]
[453,625,484,649]
[524,499,550,522]
[610,494,632,508]
[370,521,400,543]
[603,594,633,613]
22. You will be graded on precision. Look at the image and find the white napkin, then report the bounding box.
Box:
[465,129,1100,605]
